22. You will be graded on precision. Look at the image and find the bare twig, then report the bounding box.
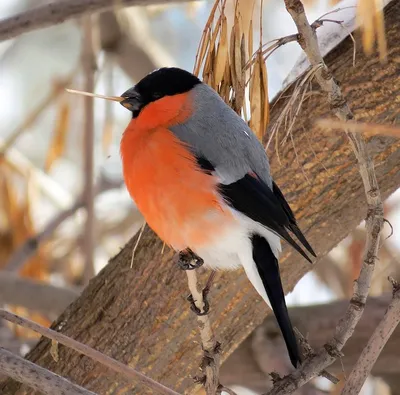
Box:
[316,118,400,138]
[0,309,182,395]
[99,8,174,82]
[341,278,400,394]
[82,16,96,283]
[0,347,95,395]
[0,0,199,43]
[185,270,220,395]
[264,0,384,393]
[3,173,122,273]
[0,273,80,315]
[3,199,83,272]
[0,76,73,157]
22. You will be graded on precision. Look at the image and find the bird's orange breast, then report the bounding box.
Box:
[120,92,233,249]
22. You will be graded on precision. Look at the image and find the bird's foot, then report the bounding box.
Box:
[186,271,215,316]
[187,287,210,316]
[186,287,210,316]
[175,248,204,271]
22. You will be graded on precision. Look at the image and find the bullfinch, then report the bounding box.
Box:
[118,67,316,368]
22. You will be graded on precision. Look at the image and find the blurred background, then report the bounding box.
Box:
[0,1,399,394]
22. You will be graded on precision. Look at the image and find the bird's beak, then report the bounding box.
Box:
[66,89,124,102]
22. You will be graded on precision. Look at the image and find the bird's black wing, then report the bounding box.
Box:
[196,156,316,262]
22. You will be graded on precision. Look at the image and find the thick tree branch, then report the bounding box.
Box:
[0,347,95,395]
[0,273,79,315]
[0,310,181,395]
[0,0,198,43]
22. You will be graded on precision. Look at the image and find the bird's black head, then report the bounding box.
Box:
[120,67,201,118]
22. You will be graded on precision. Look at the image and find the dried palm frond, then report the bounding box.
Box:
[356,0,387,61]
[193,0,269,141]
[45,94,70,172]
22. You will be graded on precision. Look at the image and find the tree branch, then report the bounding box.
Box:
[3,173,122,273]
[98,8,175,82]
[0,273,79,315]
[0,309,181,395]
[82,16,96,283]
[222,293,400,392]
[0,0,198,43]
[341,279,400,394]
[185,270,220,394]
[0,347,95,395]
[3,200,83,272]
[263,0,384,392]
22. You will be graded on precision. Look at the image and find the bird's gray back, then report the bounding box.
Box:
[170,83,272,188]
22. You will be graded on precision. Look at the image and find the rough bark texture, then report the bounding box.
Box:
[220,295,400,393]
[2,1,400,393]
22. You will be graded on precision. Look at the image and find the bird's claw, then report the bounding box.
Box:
[187,289,210,316]
[175,248,204,270]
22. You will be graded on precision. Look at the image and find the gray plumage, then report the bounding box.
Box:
[170,83,272,188]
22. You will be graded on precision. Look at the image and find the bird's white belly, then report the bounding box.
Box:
[190,209,282,308]
[192,209,282,270]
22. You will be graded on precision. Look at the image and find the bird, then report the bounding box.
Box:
[70,67,316,368]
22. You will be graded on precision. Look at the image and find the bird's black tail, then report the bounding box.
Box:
[251,234,301,368]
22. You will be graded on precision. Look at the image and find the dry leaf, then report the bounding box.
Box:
[45,97,70,172]
[248,19,253,60]
[221,58,232,103]
[374,0,387,61]
[234,33,246,112]
[214,15,228,86]
[356,0,387,61]
[249,57,262,140]
[229,25,237,93]
[233,14,242,91]
[193,0,221,76]
[194,28,211,76]
[238,0,256,38]
[260,54,270,135]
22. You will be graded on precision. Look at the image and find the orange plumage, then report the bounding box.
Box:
[120,91,233,250]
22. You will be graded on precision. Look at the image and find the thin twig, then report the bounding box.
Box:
[0,76,73,157]
[341,278,400,394]
[316,118,400,138]
[0,0,200,43]
[186,270,220,394]
[4,199,83,272]
[0,273,80,315]
[3,174,122,273]
[264,0,384,392]
[82,15,96,284]
[0,309,182,395]
[0,347,96,395]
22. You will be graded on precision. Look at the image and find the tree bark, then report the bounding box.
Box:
[1,1,400,393]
